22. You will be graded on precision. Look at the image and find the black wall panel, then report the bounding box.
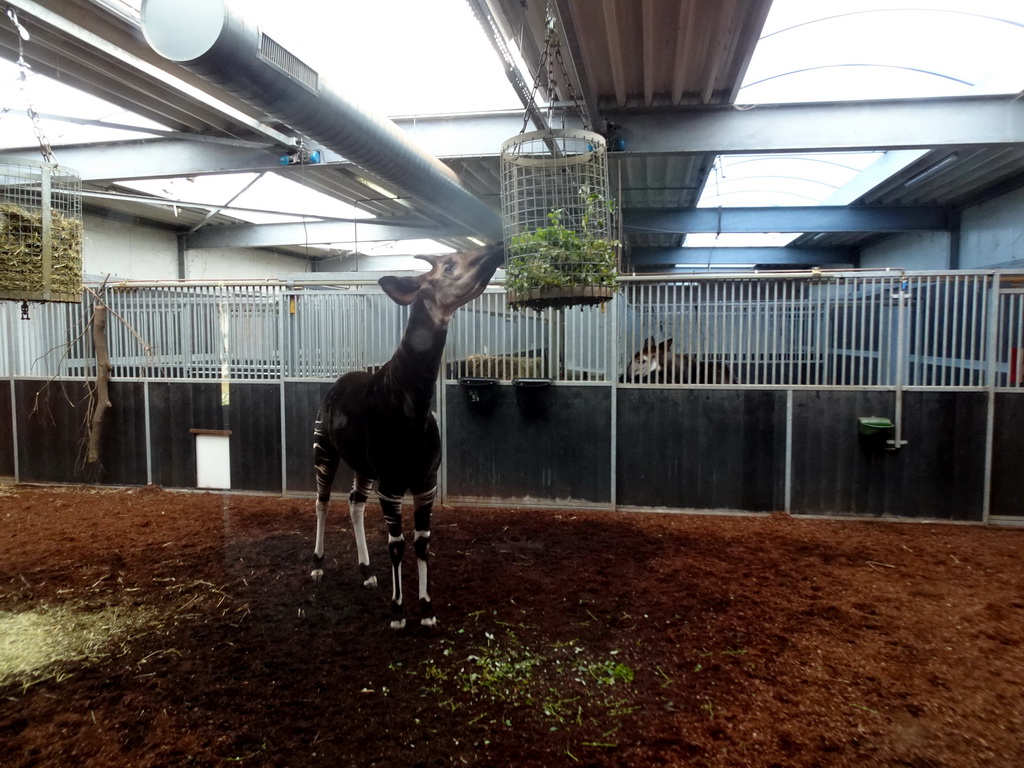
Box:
[0,381,13,478]
[13,380,147,485]
[148,382,281,492]
[283,381,335,493]
[96,382,148,485]
[991,393,1024,517]
[445,383,612,503]
[616,389,785,511]
[790,391,987,520]
[227,383,282,492]
[6,375,1013,523]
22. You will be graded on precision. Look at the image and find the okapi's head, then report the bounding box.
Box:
[379,244,505,325]
[622,337,673,382]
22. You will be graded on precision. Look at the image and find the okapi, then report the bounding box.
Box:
[311,244,504,629]
[622,337,736,384]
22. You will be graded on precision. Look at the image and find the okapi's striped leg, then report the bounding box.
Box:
[349,475,377,587]
[413,487,437,627]
[378,488,407,629]
[311,430,340,582]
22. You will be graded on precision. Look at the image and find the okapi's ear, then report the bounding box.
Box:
[661,338,674,350]
[379,274,423,305]
[642,336,656,350]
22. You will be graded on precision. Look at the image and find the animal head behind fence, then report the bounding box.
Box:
[622,337,738,385]
[622,337,676,382]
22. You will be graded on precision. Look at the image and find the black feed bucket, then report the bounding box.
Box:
[513,377,551,417]
[459,377,499,413]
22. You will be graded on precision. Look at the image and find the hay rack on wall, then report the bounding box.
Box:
[500,128,618,312]
[0,156,84,305]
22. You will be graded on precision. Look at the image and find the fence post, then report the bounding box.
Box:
[982,272,1002,523]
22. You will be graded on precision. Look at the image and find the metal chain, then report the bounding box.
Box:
[519,1,588,133]
[7,8,56,163]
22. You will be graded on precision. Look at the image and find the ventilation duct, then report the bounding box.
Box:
[140,0,501,241]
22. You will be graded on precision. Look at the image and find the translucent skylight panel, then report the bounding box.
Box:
[117,174,373,224]
[741,1,1024,104]
[684,233,798,249]
[0,60,167,150]
[700,153,885,208]
[691,152,884,248]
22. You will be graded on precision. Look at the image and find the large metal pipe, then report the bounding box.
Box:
[140,0,501,240]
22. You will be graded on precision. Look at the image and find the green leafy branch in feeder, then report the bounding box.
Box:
[505,189,619,308]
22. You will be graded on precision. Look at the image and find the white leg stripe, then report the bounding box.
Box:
[418,559,429,602]
[350,502,370,565]
[413,487,436,507]
[414,530,430,540]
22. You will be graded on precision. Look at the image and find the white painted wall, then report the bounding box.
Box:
[82,214,307,280]
[860,231,951,270]
[860,186,1024,271]
[959,186,1024,269]
[184,247,308,279]
[82,214,178,280]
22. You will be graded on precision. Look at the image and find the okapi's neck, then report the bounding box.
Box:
[382,298,450,407]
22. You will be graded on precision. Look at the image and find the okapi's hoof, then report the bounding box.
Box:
[419,598,438,628]
[310,569,324,582]
[358,563,377,588]
[390,600,405,630]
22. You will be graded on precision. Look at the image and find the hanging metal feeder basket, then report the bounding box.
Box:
[500,128,617,311]
[0,157,83,303]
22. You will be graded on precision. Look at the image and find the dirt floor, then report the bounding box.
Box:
[1,484,1023,767]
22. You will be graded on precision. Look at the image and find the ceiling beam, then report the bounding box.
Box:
[624,206,951,235]
[627,246,855,269]
[606,96,1024,155]
[9,95,1020,181]
[184,220,464,249]
[391,95,1024,157]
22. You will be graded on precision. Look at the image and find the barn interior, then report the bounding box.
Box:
[1,0,1023,524]
[0,0,1021,278]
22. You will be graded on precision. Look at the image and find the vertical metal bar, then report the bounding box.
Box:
[144,380,153,486]
[6,303,19,483]
[968,275,980,386]
[770,279,778,386]
[923,276,934,386]
[954,276,966,387]
[609,289,618,508]
[892,281,908,450]
[279,291,288,493]
[982,275,1002,522]
[942,276,953,387]
[784,388,794,514]
[753,278,761,385]
[865,278,876,385]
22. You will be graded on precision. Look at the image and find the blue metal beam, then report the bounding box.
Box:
[185,220,463,249]
[627,246,855,269]
[624,206,950,235]
[6,95,1020,181]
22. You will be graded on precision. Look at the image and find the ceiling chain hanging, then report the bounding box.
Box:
[518,1,588,135]
[6,8,56,164]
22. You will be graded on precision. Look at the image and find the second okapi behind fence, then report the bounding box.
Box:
[310,244,504,630]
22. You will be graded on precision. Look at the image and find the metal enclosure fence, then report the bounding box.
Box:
[1,271,1022,390]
